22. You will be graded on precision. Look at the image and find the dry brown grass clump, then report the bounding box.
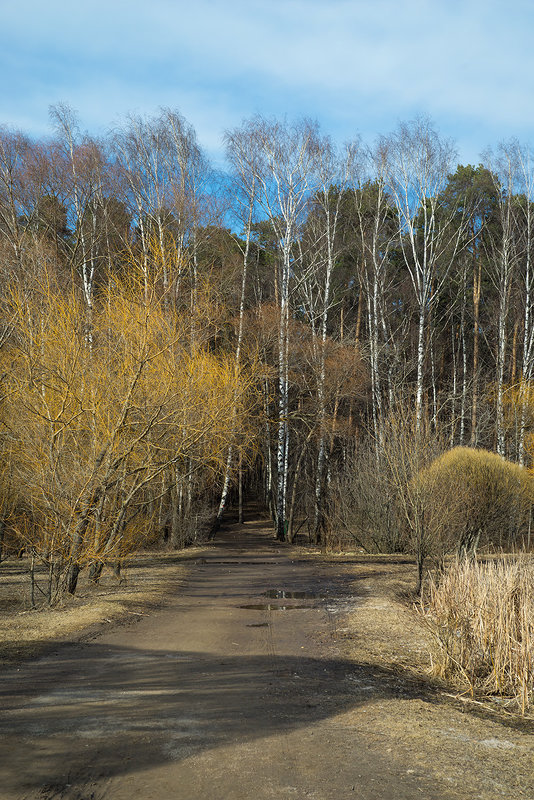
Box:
[420,557,534,714]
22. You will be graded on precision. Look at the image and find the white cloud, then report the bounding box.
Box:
[1,0,533,165]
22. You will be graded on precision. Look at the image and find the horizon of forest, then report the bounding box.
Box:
[1,103,534,600]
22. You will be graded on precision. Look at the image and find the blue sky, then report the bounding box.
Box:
[1,0,533,168]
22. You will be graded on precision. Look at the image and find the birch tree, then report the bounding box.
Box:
[49,104,106,323]
[296,140,357,541]
[0,127,31,271]
[380,118,465,432]
[215,125,261,523]
[351,146,402,451]
[112,109,207,305]
[482,145,522,456]
[512,144,534,464]
[228,116,322,539]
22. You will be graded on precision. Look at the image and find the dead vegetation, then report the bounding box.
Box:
[0,547,202,665]
[419,556,534,715]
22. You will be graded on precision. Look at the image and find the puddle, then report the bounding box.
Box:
[246,622,269,628]
[238,603,311,611]
[262,589,326,600]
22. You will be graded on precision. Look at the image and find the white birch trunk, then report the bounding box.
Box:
[216,190,254,522]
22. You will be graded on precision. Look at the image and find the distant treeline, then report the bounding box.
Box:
[1,106,533,597]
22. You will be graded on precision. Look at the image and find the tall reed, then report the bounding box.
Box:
[420,557,534,714]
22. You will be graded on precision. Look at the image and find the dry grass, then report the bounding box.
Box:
[0,548,203,665]
[419,557,534,714]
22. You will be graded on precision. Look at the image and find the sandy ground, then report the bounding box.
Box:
[0,512,532,800]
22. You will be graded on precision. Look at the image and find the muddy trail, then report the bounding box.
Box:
[0,512,531,799]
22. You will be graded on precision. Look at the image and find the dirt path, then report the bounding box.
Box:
[0,513,532,799]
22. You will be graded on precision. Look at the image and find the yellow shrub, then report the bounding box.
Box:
[418,447,534,555]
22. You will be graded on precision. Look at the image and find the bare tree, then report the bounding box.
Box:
[215,125,261,523]
[296,139,358,542]
[0,127,32,271]
[351,146,405,451]
[483,144,522,456]
[379,117,467,432]
[111,109,208,307]
[513,144,534,464]
[229,116,322,539]
[49,104,104,321]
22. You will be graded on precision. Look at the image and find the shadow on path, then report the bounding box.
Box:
[0,642,430,795]
[0,511,447,799]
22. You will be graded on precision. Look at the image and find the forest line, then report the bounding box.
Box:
[1,106,534,600]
